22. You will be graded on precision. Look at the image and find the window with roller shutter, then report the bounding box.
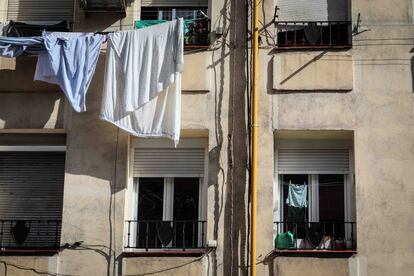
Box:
[275,0,351,48]
[125,138,207,251]
[274,139,357,252]
[0,134,65,251]
[6,0,74,23]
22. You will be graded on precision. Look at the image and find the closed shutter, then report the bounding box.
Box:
[277,149,350,174]
[141,0,208,7]
[0,152,65,220]
[7,0,74,22]
[276,0,348,21]
[134,148,205,177]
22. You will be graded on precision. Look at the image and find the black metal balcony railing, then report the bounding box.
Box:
[274,221,356,251]
[275,21,352,48]
[125,220,206,251]
[0,220,61,250]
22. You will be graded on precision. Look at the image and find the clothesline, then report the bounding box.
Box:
[0,19,184,146]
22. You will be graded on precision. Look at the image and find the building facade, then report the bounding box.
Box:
[0,0,413,275]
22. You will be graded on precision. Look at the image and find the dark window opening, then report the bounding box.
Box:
[136,178,164,248]
[126,177,206,251]
[140,7,210,46]
[173,178,199,248]
[276,21,351,48]
[276,173,356,251]
[3,21,71,37]
[319,174,345,238]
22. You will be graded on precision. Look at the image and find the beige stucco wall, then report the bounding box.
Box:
[0,0,413,275]
[182,51,211,92]
[123,257,203,275]
[273,51,353,91]
[0,256,58,276]
[272,257,349,276]
[259,0,414,275]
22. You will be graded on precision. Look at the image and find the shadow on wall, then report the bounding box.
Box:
[222,0,249,274]
[61,54,128,188]
[207,0,230,275]
[62,52,128,191]
[58,52,126,276]
[411,56,414,93]
[73,1,131,33]
[0,92,65,129]
[0,56,61,92]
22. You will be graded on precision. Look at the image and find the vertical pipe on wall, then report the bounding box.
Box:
[250,0,259,275]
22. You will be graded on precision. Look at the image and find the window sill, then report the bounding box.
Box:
[273,249,357,258]
[274,45,352,51]
[123,249,207,257]
[184,45,210,51]
[0,248,60,256]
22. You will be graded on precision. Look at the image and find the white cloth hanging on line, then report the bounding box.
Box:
[100,19,183,146]
[34,32,105,112]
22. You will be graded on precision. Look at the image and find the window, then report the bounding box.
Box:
[6,0,74,24]
[4,0,73,37]
[3,21,71,37]
[275,0,351,47]
[133,177,203,249]
[274,139,356,251]
[0,134,66,251]
[140,5,210,46]
[125,139,207,251]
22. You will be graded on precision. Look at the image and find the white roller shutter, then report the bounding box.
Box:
[134,148,205,177]
[7,0,74,22]
[141,0,208,7]
[0,152,65,220]
[277,149,350,174]
[276,0,348,21]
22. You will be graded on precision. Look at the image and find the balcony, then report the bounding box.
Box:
[274,221,356,254]
[139,7,210,48]
[275,21,352,49]
[125,220,206,253]
[0,220,61,252]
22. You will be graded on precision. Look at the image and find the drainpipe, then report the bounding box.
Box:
[250,0,259,275]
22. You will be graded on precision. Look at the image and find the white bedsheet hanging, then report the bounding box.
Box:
[100,19,183,146]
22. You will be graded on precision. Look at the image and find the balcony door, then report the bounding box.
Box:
[135,177,201,249]
[125,138,207,251]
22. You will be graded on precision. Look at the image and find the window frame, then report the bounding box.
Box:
[274,0,352,49]
[273,138,356,249]
[125,138,208,252]
[278,173,354,230]
[138,6,210,48]
[0,144,66,253]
